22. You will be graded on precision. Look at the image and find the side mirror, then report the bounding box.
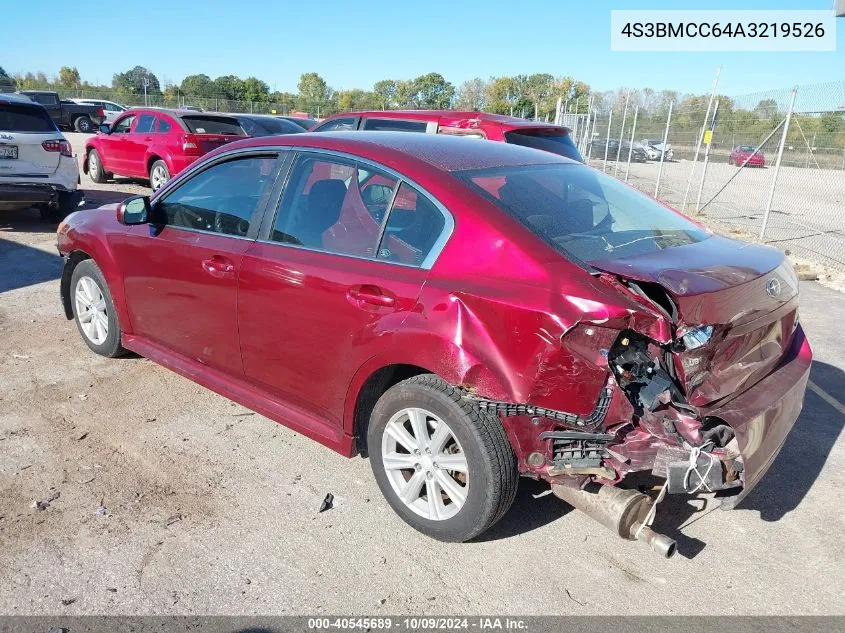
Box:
[116,195,151,225]
[98,124,111,134]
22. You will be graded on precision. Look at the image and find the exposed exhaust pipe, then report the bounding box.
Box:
[551,482,677,558]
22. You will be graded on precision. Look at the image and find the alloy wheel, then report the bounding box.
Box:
[74,275,109,345]
[381,407,469,521]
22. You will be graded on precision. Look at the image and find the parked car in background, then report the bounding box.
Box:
[586,139,647,162]
[18,90,105,133]
[83,108,246,191]
[181,105,203,112]
[71,98,127,123]
[640,138,674,161]
[58,133,809,556]
[235,114,305,137]
[312,110,583,161]
[729,145,765,167]
[0,93,81,220]
[277,115,317,130]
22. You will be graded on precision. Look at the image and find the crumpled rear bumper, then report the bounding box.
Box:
[704,323,812,509]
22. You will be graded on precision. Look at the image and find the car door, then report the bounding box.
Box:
[237,151,451,427]
[119,150,282,374]
[123,113,156,178]
[100,113,135,174]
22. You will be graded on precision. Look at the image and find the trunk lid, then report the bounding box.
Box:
[0,103,62,177]
[179,114,245,155]
[592,235,799,406]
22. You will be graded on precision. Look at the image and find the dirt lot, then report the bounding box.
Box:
[588,156,845,273]
[1,136,844,616]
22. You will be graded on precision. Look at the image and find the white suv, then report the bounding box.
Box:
[0,93,81,221]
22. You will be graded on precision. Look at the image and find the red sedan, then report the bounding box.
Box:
[313,109,584,162]
[57,133,810,555]
[83,108,246,191]
[729,145,766,167]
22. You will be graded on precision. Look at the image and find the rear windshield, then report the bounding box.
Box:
[738,145,756,151]
[180,116,244,135]
[455,163,709,265]
[287,117,316,130]
[251,117,304,135]
[504,129,583,162]
[0,104,57,133]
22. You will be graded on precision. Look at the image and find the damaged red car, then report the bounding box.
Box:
[57,132,811,557]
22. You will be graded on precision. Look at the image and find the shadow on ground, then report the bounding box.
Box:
[0,235,61,293]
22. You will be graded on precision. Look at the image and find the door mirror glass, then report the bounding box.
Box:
[117,195,151,225]
[98,124,111,134]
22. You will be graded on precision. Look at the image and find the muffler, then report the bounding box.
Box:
[551,482,677,558]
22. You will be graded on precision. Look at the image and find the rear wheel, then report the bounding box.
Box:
[367,375,518,542]
[74,116,93,133]
[88,149,106,183]
[149,160,170,191]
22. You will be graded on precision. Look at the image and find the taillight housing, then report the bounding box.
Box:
[97,107,105,118]
[42,139,73,158]
[181,133,200,155]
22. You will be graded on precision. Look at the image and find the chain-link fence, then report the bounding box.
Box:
[582,81,845,273]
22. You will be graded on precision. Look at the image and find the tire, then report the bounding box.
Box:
[74,116,93,133]
[367,374,518,542]
[38,191,78,223]
[70,259,126,358]
[149,160,170,191]
[88,149,106,183]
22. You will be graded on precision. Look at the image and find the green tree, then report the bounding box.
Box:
[58,66,81,88]
[412,72,454,109]
[753,98,778,118]
[525,73,554,119]
[454,78,488,110]
[393,80,418,108]
[213,75,245,100]
[0,66,15,91]
[373,79,397,109]
[297,72,333,114]
[113,66,160,95]
[180,73,215,98]
[242,77,270,102]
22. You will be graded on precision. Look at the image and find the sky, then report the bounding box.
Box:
[2,0,842,98]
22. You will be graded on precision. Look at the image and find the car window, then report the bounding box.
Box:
[457,163,709,265]
[106,103,123,112]
[377,183,446,266]
[32,94,58,106]
[239,118,257,135]
[180,115,243,135]
[157,154,279,237]
[0,104,57,132]
[156,117,172,133]
[362,118,428,132]
[313,117,357,132]
[112,115,135,134]
[135,114,156,134]
[270,153,399,258]
[505,129,584,162]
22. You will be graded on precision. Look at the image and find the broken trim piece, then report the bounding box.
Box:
[469,383,613,429]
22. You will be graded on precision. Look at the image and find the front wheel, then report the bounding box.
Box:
[71,259,126,358]
[149,160,170,191]
[367,375,518,542]
[74,116,93,133]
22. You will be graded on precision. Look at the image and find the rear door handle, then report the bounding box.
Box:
[202,255,235,278]
[347,285,396,308]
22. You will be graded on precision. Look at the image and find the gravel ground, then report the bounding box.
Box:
[0,135,843,616]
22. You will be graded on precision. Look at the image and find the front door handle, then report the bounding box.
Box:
[347,285,396,308]
[201,255,235,278]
